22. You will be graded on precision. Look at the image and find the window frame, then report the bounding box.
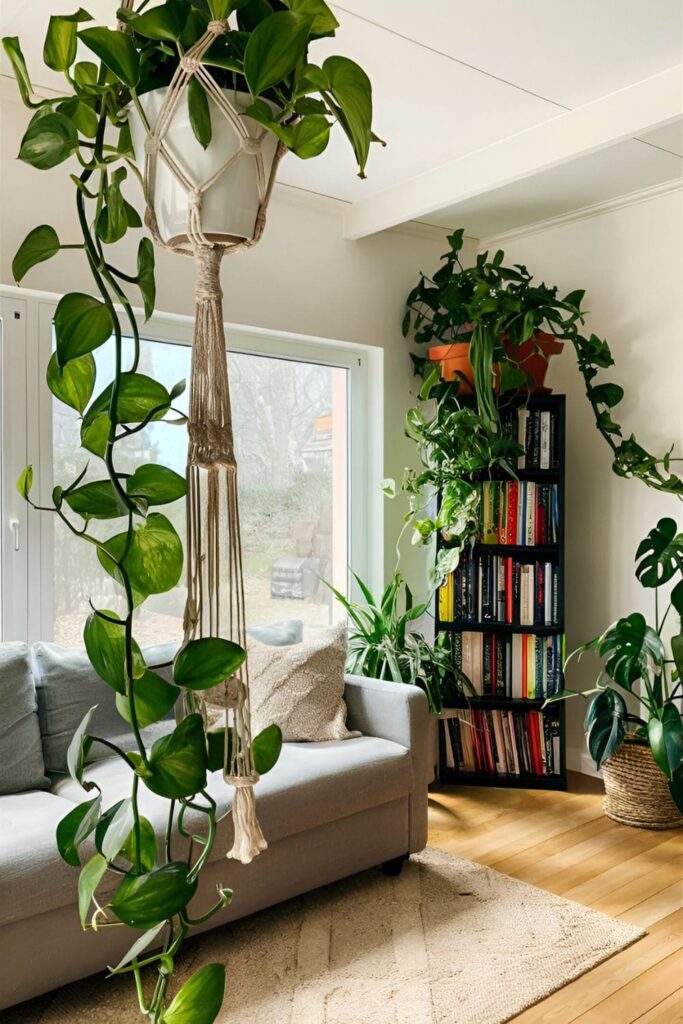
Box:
[0,284,383,642]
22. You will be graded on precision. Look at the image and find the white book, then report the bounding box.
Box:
[540,411,551,470]
[544,562,552,625]
[442,720,455,769]
[525,481,536,545]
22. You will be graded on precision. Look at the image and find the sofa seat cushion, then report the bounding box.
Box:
[53,735,413,874]
[0,792,85,925]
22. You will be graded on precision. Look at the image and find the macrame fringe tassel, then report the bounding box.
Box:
[225,778,268,864]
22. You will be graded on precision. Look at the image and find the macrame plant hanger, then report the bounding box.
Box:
[119,7,286,864]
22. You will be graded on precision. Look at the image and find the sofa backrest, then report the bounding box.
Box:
[0,643,49,794]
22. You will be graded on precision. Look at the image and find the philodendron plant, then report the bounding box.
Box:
[3,2,376,1022]
[546,518,683,811]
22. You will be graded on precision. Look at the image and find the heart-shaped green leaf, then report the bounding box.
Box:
[126,464,186,506]
[282,0,338,36]
[187,76,212,149]
[16,465,33,500]
[111,862,197,930]
[54,292,114,365]
[83,610,146,694]
[116,670,180,728]
[136,237,156,320]
[47,350,95,413]
[19,111,78,170]
[56,796,101,867]
[322,55,372,176]
[129,0,188,41]
[78,853,108,927]
[162,963,226,1024]
[67,704,97,784]
[65,479,128,520]
[78,27,140,87]
[84,373,171,426]
[98,513,183,600]
[2,37,39,108]
[100,798,135,861]
[252,723,282,775]
[206,727,231,773]
[12,224,60,283]
[244,11,311,96]
[173,637,246,690]
[120,815,157,871]
[44,9,92,72]
[108,922,166,975]
[144,714,207,799]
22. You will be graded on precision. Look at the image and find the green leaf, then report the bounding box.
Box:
[80,411,111,459]
[668,771,683,815]
[44,9,92,72]
[19,112,78,170]
[65,479,128,520]
[78,27,140,88]
[282,0,338,36]
[585,688,626,769]
[590,382,624,408]
[108,922,166,975]
[136,237,156,321]
[244,11,312,96]
[322,56,372,176]
[83,610,145,694]
[288,114,330,158]
[54,293,114,366]
[16,465,33,500]
[96,167,129,244]
[187,77,212,149]
[635,517,683,588]
[56,797,101,867]
[162,963,226,1024]
[2,37,40,108]
[84,372,171,426]
[127,465,187,506]
[252,723,282,774]
[173,637,246,691]
[67,705,97,785]
[98,513,183,601]
[116,671,180,728]
[100,798,135,861]
[56,97,99,138]
[112,862,197,930]
[120,815,157,871]
[12,224,61,283]
[78,853,108,927]
[129,0,187,41]
[206,728,230,773]
[648,703,683,780]
[672,632,683,681]
[144,714,207,799]
[47,350,95,414]
[598,613,665,689]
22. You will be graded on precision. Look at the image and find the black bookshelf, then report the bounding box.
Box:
[436,394,567,792]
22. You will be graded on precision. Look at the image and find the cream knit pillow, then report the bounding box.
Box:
[247,622,358,742]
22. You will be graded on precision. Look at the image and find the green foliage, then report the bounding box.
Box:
[403,230,683,495]
[549,519,683,798]
[3,3,376,1018]
[328,571,473,714]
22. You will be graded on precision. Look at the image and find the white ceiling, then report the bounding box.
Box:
[2,1,682,232]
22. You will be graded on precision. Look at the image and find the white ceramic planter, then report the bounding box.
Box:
[128,88,280,246]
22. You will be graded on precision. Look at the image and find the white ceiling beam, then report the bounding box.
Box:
[344,66,683,240]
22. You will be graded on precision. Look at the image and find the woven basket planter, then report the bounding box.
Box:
[602,741,682,830]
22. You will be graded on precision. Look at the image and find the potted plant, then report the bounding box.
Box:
[327,571,474,715]
[403,229,581,431]
[546,518,683,828]
[3,2,378,1021]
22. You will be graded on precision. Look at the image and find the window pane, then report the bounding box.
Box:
[52,337,348,646]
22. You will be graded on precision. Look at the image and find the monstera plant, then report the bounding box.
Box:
[4,2,377,1021]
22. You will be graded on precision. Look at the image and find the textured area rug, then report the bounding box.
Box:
[2,847,644,1024]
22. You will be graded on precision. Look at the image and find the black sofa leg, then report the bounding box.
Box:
[382,854,409,877]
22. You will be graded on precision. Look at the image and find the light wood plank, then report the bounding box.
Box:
[632,989,683,1023]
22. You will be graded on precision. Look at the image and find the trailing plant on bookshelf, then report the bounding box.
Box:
[327,571,474,715]
[4,1,377,1020]
[546,517,683,827]
[403,230,683,497]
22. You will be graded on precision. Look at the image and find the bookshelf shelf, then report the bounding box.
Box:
[436,394,567,791]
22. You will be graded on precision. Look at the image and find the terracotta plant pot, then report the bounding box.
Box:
[602,741,682,830]
[428,342,475,392]
[503,332,564,393]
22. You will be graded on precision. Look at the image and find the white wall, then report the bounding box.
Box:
[1,89,470,598]
[482,187,683,771]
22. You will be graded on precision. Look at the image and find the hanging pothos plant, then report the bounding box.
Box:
[4,2,377,1022]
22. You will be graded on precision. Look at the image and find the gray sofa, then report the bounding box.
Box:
[0,640,429,1011]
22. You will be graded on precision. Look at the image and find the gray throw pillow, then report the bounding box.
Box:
[32,641,179,776]
[0,643,49,794]
[247,619,303,646]
[246,622,358,742]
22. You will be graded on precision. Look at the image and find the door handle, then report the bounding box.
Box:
[9,518,20,552]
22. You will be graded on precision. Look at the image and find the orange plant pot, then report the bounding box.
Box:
[428,342,474,393]
[504,332,564,392]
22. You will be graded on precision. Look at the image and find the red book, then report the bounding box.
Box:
[507,481,519,545]
[505,557,513,623]
[536,486,547,544]
[529,713,542,774]
[522,637,528,699]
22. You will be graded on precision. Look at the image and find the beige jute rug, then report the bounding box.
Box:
[2,848,644,1024]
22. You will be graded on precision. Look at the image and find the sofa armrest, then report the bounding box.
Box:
[344,674,429,853]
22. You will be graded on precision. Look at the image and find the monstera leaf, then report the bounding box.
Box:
[585,688,627,769]
[597,613,665,689]
[635,518,683,588]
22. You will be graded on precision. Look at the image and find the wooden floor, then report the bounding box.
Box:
[429,772,683,1023]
